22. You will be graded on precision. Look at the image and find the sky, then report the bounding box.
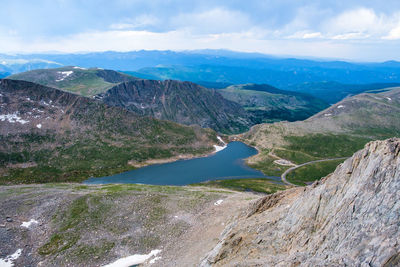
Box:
[1,0,400,61]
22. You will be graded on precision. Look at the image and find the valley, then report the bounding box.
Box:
[3,0,400,265]
[1,54,400,267]
[0,79,219,184]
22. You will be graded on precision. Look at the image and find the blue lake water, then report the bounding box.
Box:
[84,141,279,185]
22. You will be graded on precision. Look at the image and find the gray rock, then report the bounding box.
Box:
[202,138,400,266]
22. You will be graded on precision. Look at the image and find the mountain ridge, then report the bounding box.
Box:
[98,79,253,134]
[200,138,400,266]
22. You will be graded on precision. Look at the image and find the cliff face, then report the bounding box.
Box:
[99,80,253,134]
[201,138,400,266]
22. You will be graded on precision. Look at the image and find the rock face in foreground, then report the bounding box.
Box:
[201,138,400,266]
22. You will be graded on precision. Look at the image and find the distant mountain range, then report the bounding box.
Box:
[0,79,218,184]
[8,67,331,133]
[1,50,400,84]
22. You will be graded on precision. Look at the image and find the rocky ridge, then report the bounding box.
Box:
[99,79,253,134]
[200,138,400,266]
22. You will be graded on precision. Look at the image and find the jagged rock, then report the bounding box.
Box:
[201,138,400,266]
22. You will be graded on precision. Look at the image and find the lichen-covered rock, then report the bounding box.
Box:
[201,138,400,266]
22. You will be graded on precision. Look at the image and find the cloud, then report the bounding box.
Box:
[323,8,400,40]
[288,31,323,39]
[170,8,253,34]
[324,8,380,34]
[383,24,400,40]
[110,15,160,30]
[332,32,370,40]
[1,1,400,60]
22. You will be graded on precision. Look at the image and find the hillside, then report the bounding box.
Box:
[98,80,253,134]
[240,87,400,184]
[0,79,218,184]
[201,138,400,266]
[8,67,137,96]
[219,84,328,123]
[0,183,257,267]
[286,81,400,104]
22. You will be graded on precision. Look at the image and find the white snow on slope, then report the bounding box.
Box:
[214,199,224,206]
[103,249,161,267]
[73,66,87,70]
[214,136,227,152]
[149,256,162,264]
[0,113,29,124]
[0,249,22,267]
[36,124,42,129]
[56,71,73,82]
[21,219,39,228]
[337,105,344,108]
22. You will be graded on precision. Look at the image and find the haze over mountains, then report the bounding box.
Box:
[3,50,400,105]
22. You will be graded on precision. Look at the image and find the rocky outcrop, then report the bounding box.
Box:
[201,138,400,266]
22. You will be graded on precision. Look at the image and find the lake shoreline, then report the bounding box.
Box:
[84,141,263,185]
[128,136,229,168]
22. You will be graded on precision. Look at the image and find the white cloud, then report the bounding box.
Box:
[383,24,400,39]
[324,8,380,34]
[332,32,370,40]
[323,8,400,40]
[110,15,160,30]
[170,8,253,34]
[302,32,323,39]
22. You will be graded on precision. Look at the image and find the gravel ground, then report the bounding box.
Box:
[0,183,258,267]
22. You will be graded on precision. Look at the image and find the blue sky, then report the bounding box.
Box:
[1,0,400,61]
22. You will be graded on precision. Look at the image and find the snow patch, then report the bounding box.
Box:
[103,249,161,267]
[36,124,42,129]
[149,256,161,264]
[214,136,227,152]
[0,249,22,267]
[33,108,44,113]
[56,71,73,82]
[0,113,29,124]
[73,66,87,70]
[324,113,332,117]
[214,199,224,206]
[386,97,392,101]
[21,219,39,228]
[337,105,344,109]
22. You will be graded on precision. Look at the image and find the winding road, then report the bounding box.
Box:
[281,157,349,186]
